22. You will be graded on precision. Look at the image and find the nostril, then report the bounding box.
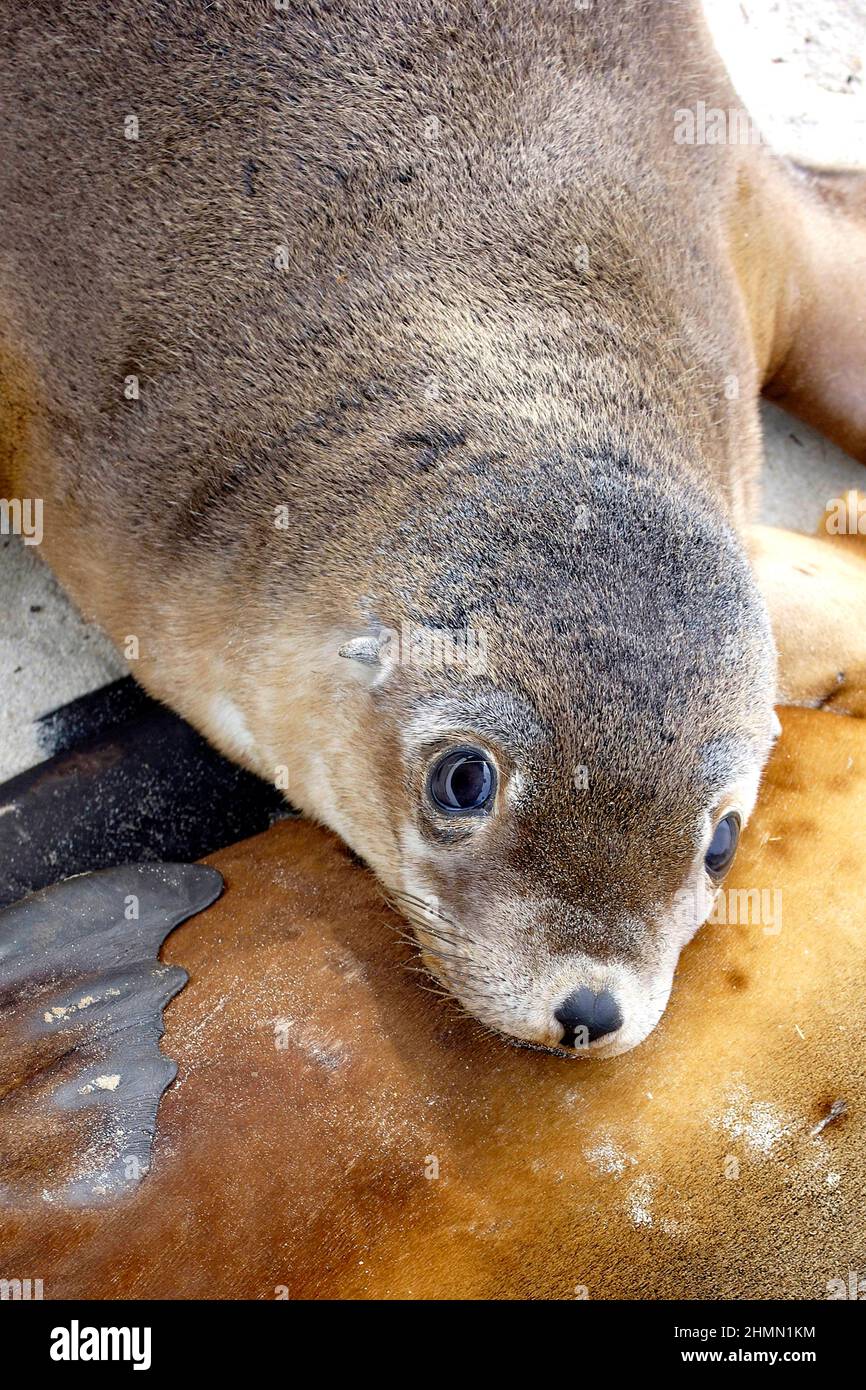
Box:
[555,987,622,1047]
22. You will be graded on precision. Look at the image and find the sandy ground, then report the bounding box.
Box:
[1,0,864,783]
[703,0,866,168]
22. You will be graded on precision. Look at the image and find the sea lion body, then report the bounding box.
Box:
[1,1,863,1053]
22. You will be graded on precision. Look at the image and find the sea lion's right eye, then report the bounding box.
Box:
[428,747,496,814]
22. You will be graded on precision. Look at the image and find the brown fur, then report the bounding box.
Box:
[0,1,863,1052]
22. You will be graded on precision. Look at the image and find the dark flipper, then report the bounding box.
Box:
[0,862,222,1206]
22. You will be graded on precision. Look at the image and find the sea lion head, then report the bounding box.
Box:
[328,452,778,1058]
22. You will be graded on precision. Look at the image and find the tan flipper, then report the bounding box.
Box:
[751,493,866,715]
[735,157,866,462]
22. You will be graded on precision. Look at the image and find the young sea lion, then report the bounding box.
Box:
[0,1,863,1057]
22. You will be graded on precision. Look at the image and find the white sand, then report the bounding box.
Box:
[702,0,866,168]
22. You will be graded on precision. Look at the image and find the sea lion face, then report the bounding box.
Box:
[377,677,776,1059]
[329,464,779,1058]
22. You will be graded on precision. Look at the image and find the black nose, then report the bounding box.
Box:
[555,987,622,1047]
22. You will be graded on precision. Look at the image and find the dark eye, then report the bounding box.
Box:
[428,747,496,814]
[705,812,740,878]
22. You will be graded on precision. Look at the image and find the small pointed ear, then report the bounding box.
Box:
[338,635,383,666]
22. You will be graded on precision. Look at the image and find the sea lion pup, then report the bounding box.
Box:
[0,3,863,1055]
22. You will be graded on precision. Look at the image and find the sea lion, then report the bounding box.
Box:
[0,1,863,1057]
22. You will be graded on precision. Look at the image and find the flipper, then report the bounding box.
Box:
[0,862,222,1206]
[733,151,866,462]
[750,494,866,714]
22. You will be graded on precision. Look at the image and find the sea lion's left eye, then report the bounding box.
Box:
[705,812,740,878]
[428,747,496,814]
